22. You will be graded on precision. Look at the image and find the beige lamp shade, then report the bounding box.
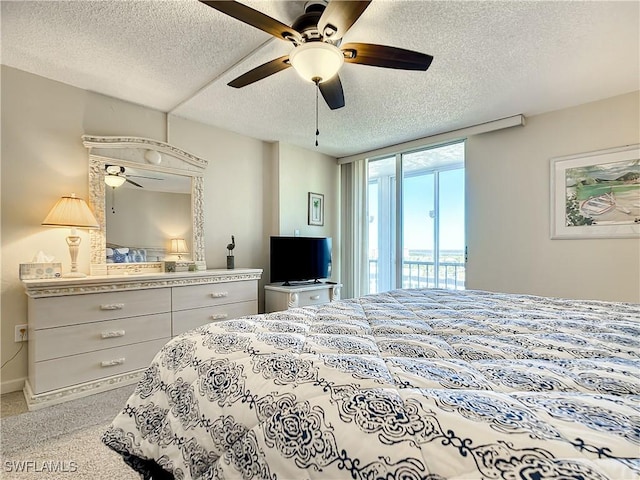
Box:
[42,193,99,229]
[42,194,99,278]
[170,238,189,259]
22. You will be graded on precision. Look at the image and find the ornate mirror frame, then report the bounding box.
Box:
[83,135,208,276]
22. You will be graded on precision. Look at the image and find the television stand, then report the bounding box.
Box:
[282,279,322,286]
[265,282,342,313]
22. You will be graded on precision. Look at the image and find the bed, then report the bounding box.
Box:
[103,288,640,479]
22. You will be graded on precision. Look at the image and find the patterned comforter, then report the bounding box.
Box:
[103,288,640,479]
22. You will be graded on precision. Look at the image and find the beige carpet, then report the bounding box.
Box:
[0,392,28,419]
[1,386,140,479]
[2,422,139,479]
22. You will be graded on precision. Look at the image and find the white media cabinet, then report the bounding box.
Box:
[264,282,342,313]
[22,268,262,410]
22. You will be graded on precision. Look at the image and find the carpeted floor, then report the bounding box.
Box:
[0,391,28,418]
[1,386,139,479]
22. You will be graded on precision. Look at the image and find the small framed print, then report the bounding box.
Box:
[19,263,62,280]
[308,192,324,226]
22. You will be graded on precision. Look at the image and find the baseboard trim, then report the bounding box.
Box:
[1,377,26,395]
[24,370,143,411]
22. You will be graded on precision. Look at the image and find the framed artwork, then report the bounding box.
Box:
[308,192,324,226]
[550,144,639,239]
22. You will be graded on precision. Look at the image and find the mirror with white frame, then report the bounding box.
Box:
[84,136,208,275]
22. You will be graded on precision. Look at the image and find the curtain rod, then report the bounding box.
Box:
[337,115,525,165]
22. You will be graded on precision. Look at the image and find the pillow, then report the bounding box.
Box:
[112,248,129,263]
[129,249,147,263]
[106,247,115,263]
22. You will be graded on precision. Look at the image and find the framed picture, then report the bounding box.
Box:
[308,192,324,226]
[550,144,639,239]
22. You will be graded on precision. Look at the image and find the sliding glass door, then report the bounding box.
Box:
[436,167,465,289]
[368,156,396,293]
[368,142,465,294]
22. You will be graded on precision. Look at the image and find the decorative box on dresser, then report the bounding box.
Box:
[264,282,342,313]
[22,268,262,410]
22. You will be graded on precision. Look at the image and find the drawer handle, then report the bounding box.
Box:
[101,330,125,339]
[310,295,320,300]
[210,313,229,320]
[100,303,124,311]
[101,358,125,367]
[210,292,229,298]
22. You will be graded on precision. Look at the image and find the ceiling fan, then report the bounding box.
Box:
[200,0,433,110]
[104,165,163,188]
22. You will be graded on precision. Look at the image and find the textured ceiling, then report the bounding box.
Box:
[2,1,638,158]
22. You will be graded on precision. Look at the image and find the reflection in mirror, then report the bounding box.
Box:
[83,136,208,275]
[105,166,192,262]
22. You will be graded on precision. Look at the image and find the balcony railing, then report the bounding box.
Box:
[368,259,465,293]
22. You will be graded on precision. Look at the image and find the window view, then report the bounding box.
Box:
[368,156,396,293]
[368,142,465,293]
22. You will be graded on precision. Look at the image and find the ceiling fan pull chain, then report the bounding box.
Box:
[314,78,320,147]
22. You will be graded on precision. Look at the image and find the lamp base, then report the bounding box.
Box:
[65,235,86,278]
[63,272,87,278]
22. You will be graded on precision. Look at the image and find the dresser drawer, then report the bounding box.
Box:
[32,313,171,362]
[172,280,257,311]
[28,288,172,329]
[295,288,331,307]
[172,300,257,336]
[30,338,169,394]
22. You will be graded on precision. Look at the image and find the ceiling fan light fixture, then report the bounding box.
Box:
[105,174,126,188]
[289,42,344,83]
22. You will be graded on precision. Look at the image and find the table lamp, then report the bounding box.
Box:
[169,238,189,260]
[42,193,99,277]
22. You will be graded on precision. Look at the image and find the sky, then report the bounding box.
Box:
[403,168,465,252]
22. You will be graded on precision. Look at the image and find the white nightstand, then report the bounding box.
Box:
[264,282,342,313]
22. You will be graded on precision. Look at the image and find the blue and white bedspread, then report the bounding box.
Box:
[103,288,640,480]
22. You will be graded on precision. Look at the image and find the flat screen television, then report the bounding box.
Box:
[270,236,332,285]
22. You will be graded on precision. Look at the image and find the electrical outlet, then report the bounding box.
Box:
[14,324,28,342]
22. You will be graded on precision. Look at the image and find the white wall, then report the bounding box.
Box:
[466,91,639,302]
[0,66,340,392]
[277,143,339,238]
[106,189,192,253]
[275,143,341,285]
[166,115,273,273]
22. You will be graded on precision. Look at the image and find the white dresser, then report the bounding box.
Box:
[264,282,342,313]
[22,268,262,410]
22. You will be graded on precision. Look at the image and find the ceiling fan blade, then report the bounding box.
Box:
[199,1,302,44]
[318,1,371,41]
[319,75,345,110]
[126,178,144,188]
[128,175,164,180]
[228,55,291,88]
[341,42,433,71]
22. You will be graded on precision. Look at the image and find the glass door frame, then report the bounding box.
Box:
[368,141,465,293]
